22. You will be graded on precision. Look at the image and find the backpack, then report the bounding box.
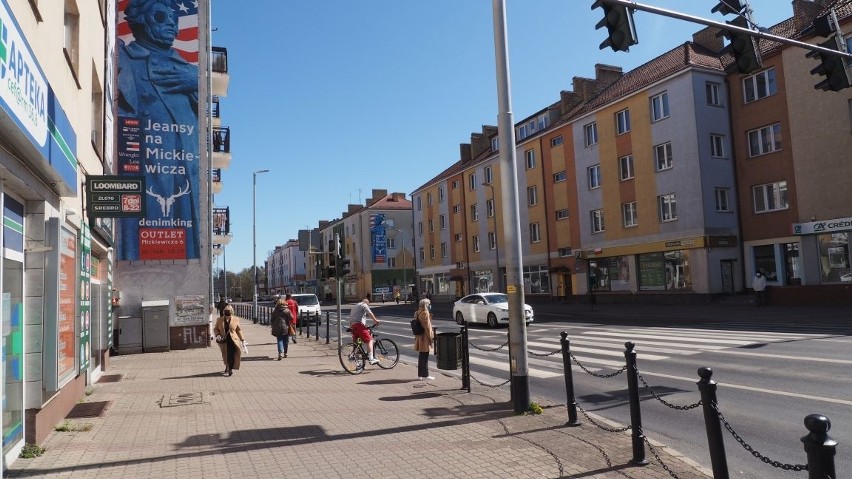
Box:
[410,313,425,335]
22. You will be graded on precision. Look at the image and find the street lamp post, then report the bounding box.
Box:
[252,169,270,323]
[396,229,408,302]
[483,182,500,292]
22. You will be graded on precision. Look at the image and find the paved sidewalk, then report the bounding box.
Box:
[8,316,712,479]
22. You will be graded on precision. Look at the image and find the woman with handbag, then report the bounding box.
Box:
[214,305,245,376]
[270,299,292,360]
[413,298,435,381]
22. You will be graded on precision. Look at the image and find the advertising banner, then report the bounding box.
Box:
[174,295,206,326]
[213,207,229,235]
[115,0,200,260]
[370,214,387,264]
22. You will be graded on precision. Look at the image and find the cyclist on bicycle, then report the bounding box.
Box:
[349,293,381,364]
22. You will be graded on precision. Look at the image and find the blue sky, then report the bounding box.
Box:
[212,0,791,272]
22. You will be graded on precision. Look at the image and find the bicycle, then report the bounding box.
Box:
[338,324,399,374]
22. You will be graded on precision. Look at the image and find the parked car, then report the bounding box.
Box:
[292,293,322,326]
[452,293,534,328]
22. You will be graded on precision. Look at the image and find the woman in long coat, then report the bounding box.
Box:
[413,298,435,380]
[214,305,245,376]
[270,299,291,360]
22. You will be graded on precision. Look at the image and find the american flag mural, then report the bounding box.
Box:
[117,0,199,64]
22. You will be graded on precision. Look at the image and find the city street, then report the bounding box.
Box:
[360,300,851,479]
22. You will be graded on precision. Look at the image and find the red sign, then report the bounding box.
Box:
[139,228,187,259]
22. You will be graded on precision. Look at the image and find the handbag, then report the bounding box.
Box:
[288,323,296,336]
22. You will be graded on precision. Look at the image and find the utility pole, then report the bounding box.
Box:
[335,232,343,347]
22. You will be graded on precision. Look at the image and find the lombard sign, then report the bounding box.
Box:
[793,216,852,235]
[0,1,77,194]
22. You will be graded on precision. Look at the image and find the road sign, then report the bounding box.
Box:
[87,176,146,218]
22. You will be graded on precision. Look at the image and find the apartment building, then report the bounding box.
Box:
[319,191,413,301]
[732,0,852,304]
[266,240,307,295]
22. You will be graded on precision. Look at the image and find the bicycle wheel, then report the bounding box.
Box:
[374,338,399,369]
[338,342,365,374]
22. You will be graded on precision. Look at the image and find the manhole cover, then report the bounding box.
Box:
[97,374,123,383]
[66,401,112,419]
[160,392,205,408]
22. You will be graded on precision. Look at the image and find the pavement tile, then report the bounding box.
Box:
[7,316,712,479]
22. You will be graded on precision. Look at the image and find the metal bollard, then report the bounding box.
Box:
[315,312,320,341]
[801,414,837,479]
[697,367,729,479]
[325,311,330,344]
[299,312,304,336]
[461,324,470,392]
[560,332,580,427]
[624,342,648,466]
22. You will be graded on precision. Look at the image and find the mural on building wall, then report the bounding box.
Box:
[370,214,387,264]
[115,0,201,260]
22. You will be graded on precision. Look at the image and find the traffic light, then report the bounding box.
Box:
[718,16,762,74]
[806,14,851,92]
[591,0,638,52]
[341,258,351,276]
[710,0,743,16]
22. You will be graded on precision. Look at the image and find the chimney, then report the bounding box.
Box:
[572,64,622,102]
[459,143,472,164]
[692,26,724,52]
[559,90,583,116]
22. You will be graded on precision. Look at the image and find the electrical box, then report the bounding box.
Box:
[141,300,170,352]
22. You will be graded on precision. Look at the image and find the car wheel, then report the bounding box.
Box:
[486,313,498,328]
[455,311,465,325]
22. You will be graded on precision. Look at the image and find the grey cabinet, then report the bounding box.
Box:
[141,300,170,352]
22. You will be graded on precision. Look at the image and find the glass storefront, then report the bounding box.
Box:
[3,195,25,456]
[472,270,494,293]
[753,244,778,281]
[817,233,850,283]
[522,265,550,294]
[638,250,693,291]
[783,242,802,285]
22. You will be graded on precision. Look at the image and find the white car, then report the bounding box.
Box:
[452,293,534,328]
[291,294,321,325]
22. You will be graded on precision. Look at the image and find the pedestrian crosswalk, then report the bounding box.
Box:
[461,323,841,383]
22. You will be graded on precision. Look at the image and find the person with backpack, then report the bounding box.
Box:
[270,299,292,360]
[413,298,435,381]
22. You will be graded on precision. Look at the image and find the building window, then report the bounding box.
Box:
[430,245,435,259]
[753,181,788,213]
[715,188,731,212]
[706,82,722,106]
[623,202,638,227]
[619,155,634,181]
[525,149,536,169]
[388,257,397,267]
[556,209,569,220]
[650,92,670,122]
[440,215,446,229]
[658,193,677,222]
[418,222,423,235]
[453,204,461,213]
[551,135,563,147]
[491,137,499,151]
[710,134,725,158]
[743,68,777,103]
[438,186,445,202]
[817,234,850,283]
[428,219,434,232]
[441,242,447,258]
[427,192,432,206]
[91,68,104,155]
[454,233,463,242]
[472,235,480,252]
[584,122,598,147]
[452,180,460,189]
[527,186,538,206]
[470,203,478,221]
[419,247,425,261]
[616,109,631,135]
[558,247,573,257]
[591,209,605,233]
[416,196,421,211]
[488,232,496,250]
[486,199,495,218]
[553,170,567,183]
[529,222,541,243]
[484,166,493,184]
[469,173,478,190]
[748,123,782,157]
[655,142,673,171]
[588,164,602,189]
[64,0,80,76]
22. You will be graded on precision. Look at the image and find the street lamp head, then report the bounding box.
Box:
[254,169,270,175]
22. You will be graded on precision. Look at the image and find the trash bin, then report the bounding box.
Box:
[435,331,461,370]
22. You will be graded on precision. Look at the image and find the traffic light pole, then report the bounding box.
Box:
[335,232,342,347]
[597,0,852,61]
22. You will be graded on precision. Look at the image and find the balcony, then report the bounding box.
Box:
[212,47,229,97]
[210,96,221,128]
[212,168,222,194]
[211,126,231,169]
[213,206,231,245]
[213,244,223,256]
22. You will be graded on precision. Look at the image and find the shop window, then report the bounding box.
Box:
[588,260,610,291]
[753,244,778,281]
[473,270,495,293]
[783,242,802,286]
[817,233,850,283]
[638,250,692,291]
[523,265,550,294]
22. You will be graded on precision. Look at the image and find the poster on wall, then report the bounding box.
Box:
[79,224,91,370]
[58,228,77,383]
[370,214,387,264]
[174,295,206,326]
[115,0,201,260]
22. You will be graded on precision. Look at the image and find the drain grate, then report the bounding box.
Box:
[97,374,123,383]
[66,401,112,419]
[160,392,206,408]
